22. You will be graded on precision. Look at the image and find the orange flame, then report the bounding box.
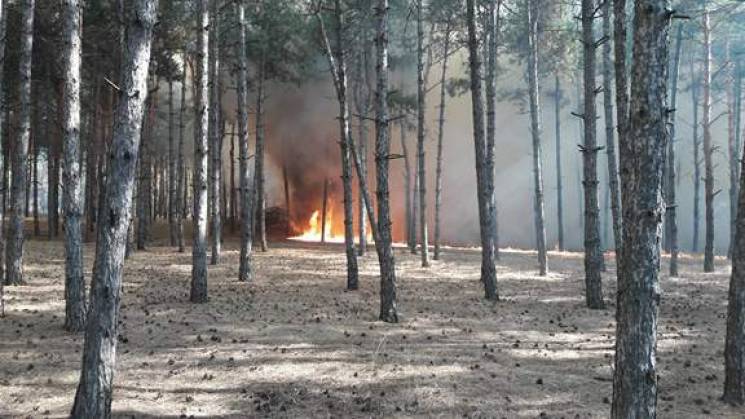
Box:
[289,209,338,242]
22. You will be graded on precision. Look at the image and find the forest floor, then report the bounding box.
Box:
[0,230,742,418]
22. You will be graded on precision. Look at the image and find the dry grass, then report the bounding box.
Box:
[0,231,742,418]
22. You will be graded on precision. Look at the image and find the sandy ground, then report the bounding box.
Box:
[0,230,743,418]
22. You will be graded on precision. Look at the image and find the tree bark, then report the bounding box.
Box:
[70,1,157,415]
[725,58,745,407]
[554,74,564,251]
[416,0,429,266]
[702,8,714,273]
[580,0,603,308]
[602,0,621,259]
[691,53,701,253]
[0,0,6,315]
[434,22,451,261]
[177,56,187,253]
[352,28,372,257]
[254,52,267,252]
[668,24,682,276]
[466,0,498,299]
[400,120,414,253]
[191,0,209,303]
[209,0,221,265]
[728,41,737,261]
[611,0,671,416]
[374,0,399,322]
[61,0,86,332]
[321,178,329,243]
[6,0,34,286]
[318,0,359,289]
[527,0,547,277]
[168,80,177,246]
[236,2,254,282]
[485,0,500,261]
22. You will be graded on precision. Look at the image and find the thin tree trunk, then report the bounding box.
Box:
[602,0,621,259]
[0,0,7,315]
[527,0,547,276]
[580,0,603,308]
[416,0,429,266]
[668,23,682,276]
[230,126,236,231]
[209,0,221,265]
[61,0,86,332]
[177,55,187,253]
[321,178,328,243]
[725,59,745,407]
[168,80,177,246]
[191,0,209,303]
[375,0,399,322]
[554,73,564,251]
[611,0,671,416]
[692,53,701,253]
[283,164,290,236]
[703,8,714,272]
[6,0,34,286]
[400,121,414,252]
[32,134,38,236]
[352,29,372,257]
[466,0,498,299]
[318,1,359,288]
[434,22,451,261]
[70,1,157,415]
[254,52,267,252]
[485,0,500,261]
[236,2,253,282]
[728,41,737,260]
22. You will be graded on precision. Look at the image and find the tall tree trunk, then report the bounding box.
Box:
[137,89,156,250]
[168,80,177,246]
[602,0,621,259]
[702,8,714,272]
[667,24,682,276]
[400,121,414,252]
[434,22,451,261]
[32,134,38,236]
[485,0,500,261]
[412,171,419,252]
[254,52,267,252]
[191,0,209,303]
[6,0,34,286]
[70,1,157,415]
[352,31,372,257]
[554,73,564,251]
[318,0,359,289]
[527,0,547,276]
[416,0,429,266]
[85,81,101,241]
[691,53,701,253]
[728,41,737,261]
[613,0,629,267]
[209,0,221,265]
[236,2,253,282]
[611,0,671,416]
[61,0,86,332]
[230,126,236,231]
[725,58,745,407]
[580,0,603,308]
[177,56,187,253]
[374,0,399,322]
[0,0,6,315]
[466,0,498,299]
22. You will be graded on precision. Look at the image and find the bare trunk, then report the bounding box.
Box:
[728,41,737,261]
[554,74,564,251]
[400,121,414,253]
[527,0,547,276]
[6,0,34,286]
[602,0,621,259]
[70,1,157,415]
[375,0,399,322]
[32,135,38,236]
[209,0,221,265]
[168,80,177,246]
[434,23,451,260]
[668,24,682,276]
[321,178,328,244]
[466,0,498,299]
[611,0,671,416]
[485,0,500,261]
[177,56,187,253]
[702,9,714,272]
[236,2,253,282]
[254,54,267,252]
[580,0,603,308]
[191,0,209,303]
[61,0,86,332]
[0,0,6,315]
[230,127,236,231]
[691,54,701,253]
[416,0,429,266]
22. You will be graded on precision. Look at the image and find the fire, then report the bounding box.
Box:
[289,209,339,242]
